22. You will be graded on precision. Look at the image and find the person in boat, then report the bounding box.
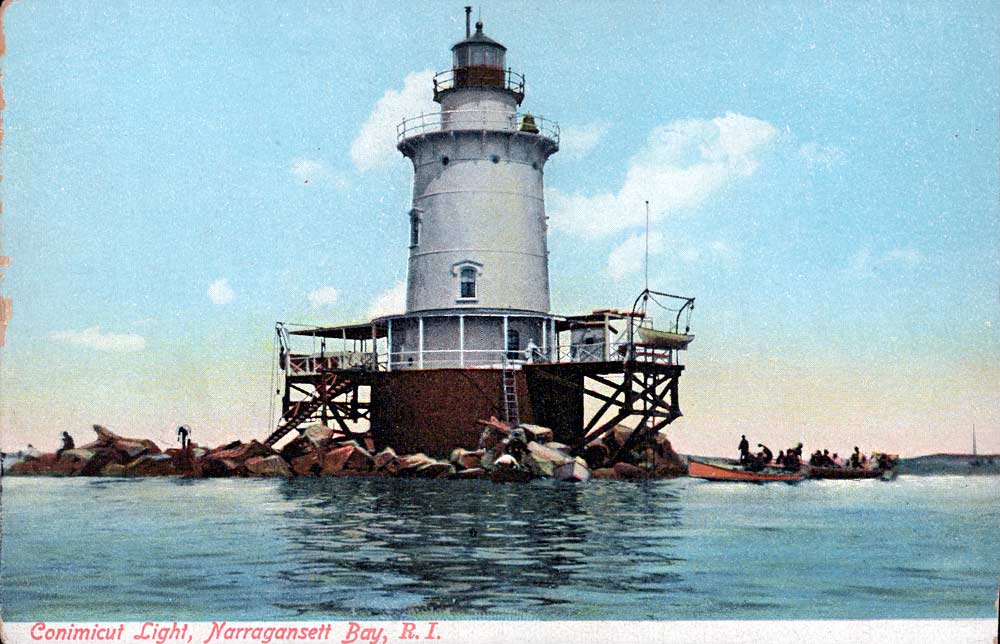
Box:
[821,449,834,466]
[757,444,773,465]
[738,435,750,463]
[57,432,75,457]
[776,450,786,467]
[782,448,801,471]
[831,452,842,467]
[850,446,862,468]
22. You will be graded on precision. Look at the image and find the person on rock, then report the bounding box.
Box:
[57,432,75,458]
[177,425,192,451]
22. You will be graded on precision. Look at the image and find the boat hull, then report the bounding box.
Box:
[805,466,889,480]
[688,459,804,483]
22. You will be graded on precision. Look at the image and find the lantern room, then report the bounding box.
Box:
[433,7,524,105]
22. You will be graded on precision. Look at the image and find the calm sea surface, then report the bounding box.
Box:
[1,475,996,621]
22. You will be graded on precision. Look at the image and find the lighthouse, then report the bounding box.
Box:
[392,11,559,370]
[267,10,694,460]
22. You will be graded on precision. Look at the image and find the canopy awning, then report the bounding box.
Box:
[287,321,386,340]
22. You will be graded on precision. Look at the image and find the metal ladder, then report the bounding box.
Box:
[502,358,520,427]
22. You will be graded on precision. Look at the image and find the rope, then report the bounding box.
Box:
[267,335,277,435]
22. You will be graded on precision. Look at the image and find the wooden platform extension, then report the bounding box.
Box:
[265,359,684,459]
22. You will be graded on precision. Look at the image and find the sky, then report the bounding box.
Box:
[1,1,997,457]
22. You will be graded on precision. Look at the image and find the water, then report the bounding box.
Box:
[1,475,996,621]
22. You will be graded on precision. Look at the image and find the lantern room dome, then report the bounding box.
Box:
[451,21,506,70]
[433,18,524,105]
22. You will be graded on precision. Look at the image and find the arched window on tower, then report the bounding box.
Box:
[452,259,483,301]
[460,267,477,299]
[409,209,422,247]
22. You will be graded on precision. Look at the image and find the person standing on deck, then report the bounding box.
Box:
[738,435,750,464]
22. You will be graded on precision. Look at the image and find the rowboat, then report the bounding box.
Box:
[637,326,695,350]
[688,459,804,483]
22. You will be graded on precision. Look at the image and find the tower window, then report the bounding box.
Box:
[459,268,477,298]
[409,210,421,247]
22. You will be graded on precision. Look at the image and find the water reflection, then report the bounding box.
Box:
[269,478,687,618]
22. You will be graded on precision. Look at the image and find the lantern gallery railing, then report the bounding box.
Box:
[432,67,525,102]
[397,109,560,145]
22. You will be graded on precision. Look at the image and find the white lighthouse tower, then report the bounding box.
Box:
[390,9,560,369]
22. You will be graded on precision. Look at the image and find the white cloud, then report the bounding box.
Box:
[367,281,407,318]
[884,246,922,266]
[559,123,610,159]
[799,142,845,168]
[351,70,438,173]
[289,158,348,189]
[307,286,340,308]
[607,233,738,280]
[607,232,664,281]
[846,246,923,278]
[549,112,778,237]
[51,326,145,352]
[847,248,874,278]
[207,279,234,305]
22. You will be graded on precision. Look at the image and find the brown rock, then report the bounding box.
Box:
[591,467,618,479]
[612,462,650,480]
[477,416,513,435]
[451,467,488,479]
[389,453,437,477]
[373,447,398,471]
[100,463,128,477]
[523,442,572,477]
[279,425,335,461]
[290,452,323,476]
[414,462,455,478]
[83,425,161,459]
[245,455,293,477]
[553,458,591,483]
[321,443,373,474]
[520,424,554,443]
[208,440,275,464]
[124,454,177,476]
[612,424,635,448]
[8,453,60,475]
[196,457,238,478]
[582,441,611,468]
[80,447,127,476]
[449,448,484,471]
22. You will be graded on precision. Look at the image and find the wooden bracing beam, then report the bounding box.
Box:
[571,366,683,453]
